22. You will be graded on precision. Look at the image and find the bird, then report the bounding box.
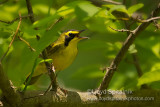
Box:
[25,29,88,85]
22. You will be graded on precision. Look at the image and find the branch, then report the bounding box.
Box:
[0,62,20,107]
[153,20,160,31]
[0,13,22,62]
[102,0,122,5]
[98,3,160,90]
[18,36,36,52]
[0,87,160,106]
[0,89,157,106]
[132,53,148,89]
[25,0,35,23]
[0,15,31,24]
[137,16,160,23]
[109,26,134,33]
[89,0,121,7]
[46,17,63,31]
[131,53,142,77]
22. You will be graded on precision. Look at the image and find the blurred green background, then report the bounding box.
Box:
[0,0,160,92]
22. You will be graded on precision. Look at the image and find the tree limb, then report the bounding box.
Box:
[0,88,159,106]
[0,89,159,106]
[98,2,160,90]
[0,63,21,107]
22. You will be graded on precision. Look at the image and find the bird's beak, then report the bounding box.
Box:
[78,36,89,40]
[78,29,89,40]
[79,29,86,33]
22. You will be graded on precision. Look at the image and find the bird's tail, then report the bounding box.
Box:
[24,74,42,85]
[24,62,47,85]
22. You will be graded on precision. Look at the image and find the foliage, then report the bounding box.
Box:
[0,0,160,91]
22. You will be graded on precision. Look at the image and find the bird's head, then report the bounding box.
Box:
[58,30,89,46]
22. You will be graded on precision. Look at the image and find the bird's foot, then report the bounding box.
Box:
[58,87,68,96]
[47,63,56,74]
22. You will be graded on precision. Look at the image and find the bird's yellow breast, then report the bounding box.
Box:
[48,43,78,71]
[31,44,78,77]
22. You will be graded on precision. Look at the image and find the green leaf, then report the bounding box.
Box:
[86,17,107,32]
[33,14,60,28]
[128,44,137,54]
[57,1,85,16]
[104,5,129,20]
[150,63,160,72]
[104,5,128,15]
[151,43,160,59]
[138,70,160,86]
[128,3,144,15]
[109,5,128,13]
[57,4,74,16]
[75,2,99,21]
[0,31,11,39]
[39,59,53,64]
[32,1,86,29]
[138,63,160,86]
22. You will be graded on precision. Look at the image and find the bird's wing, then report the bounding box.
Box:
[46,42,64,56]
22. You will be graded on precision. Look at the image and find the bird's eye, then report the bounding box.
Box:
[69,33,75,37]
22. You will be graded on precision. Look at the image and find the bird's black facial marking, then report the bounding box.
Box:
[64,35,74,46]
[69,33,75,38]
[64,32,78,46]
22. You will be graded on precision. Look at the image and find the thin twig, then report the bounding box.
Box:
[102,0,122,5]
[98,3,160,91]
[132,53,148,89]
[132,53,143,77]
[0,15,31,24]
[109,26,134,33]
[153,20,160,31]
[46,17,63,31]
[0,13,22,62]
[25,0,35,23]
[137,16,160,23]
[18,36,36,52]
